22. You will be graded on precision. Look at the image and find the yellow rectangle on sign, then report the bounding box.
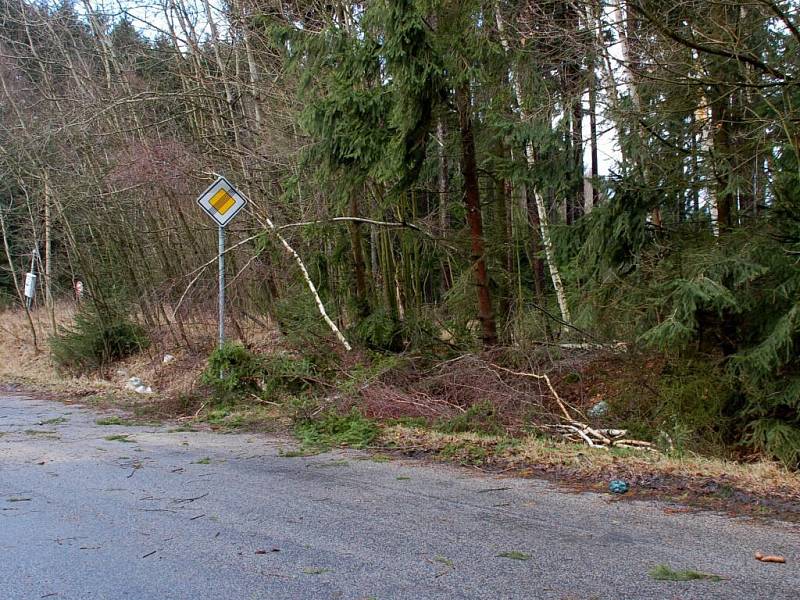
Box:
[209,189,236,215]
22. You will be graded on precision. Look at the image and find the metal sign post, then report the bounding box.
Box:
[218,225,225,347]
[196,175,248,351]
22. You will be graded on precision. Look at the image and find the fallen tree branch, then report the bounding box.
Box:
[275,216,458,252]
[489,361,656,452]
[487,362,572,421]
[263,214,352,351]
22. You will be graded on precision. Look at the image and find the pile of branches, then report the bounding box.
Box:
[354,352,657,451]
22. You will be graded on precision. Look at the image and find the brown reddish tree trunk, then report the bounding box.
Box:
[711,93,735,233]
[455,82,497,347]
[348,194,369,317]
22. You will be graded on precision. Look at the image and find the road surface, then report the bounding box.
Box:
[1,393,798,599]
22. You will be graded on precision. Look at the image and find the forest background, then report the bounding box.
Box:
[2,0,799,468]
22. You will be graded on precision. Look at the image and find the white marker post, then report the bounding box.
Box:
[23,249,38,309]
[196,176,249,350]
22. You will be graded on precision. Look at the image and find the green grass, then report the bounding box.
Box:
[649,565,723,582]
[167,425,197,433]
[193,457,211,464]
[104,434,134,443]
[433,555,453,568]
[396,476,411,481]
[24,430,58,436]
[497,551,531,561]
[96,416,135,426]
[38,417,67,425]
[278,448,319,458]
[313,460,349,468]
[440,442,489,465]
[436,402,505,436]
[302,567,332,575]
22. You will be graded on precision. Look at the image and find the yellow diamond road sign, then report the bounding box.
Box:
[197,176,248,227]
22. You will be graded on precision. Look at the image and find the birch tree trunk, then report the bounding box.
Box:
[494,3,572,329]
[436,118,453,291]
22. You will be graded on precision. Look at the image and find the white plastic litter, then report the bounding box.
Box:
[126,377,153,394]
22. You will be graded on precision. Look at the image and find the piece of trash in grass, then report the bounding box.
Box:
[587,401,608,418]
[608,479,629,494]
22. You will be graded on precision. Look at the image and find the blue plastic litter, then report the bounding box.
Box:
[609,479,629,494]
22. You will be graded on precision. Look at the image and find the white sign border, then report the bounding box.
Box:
[196,175,249,227]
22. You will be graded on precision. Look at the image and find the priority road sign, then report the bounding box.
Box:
[195,174,249,353]
[196,175,248,227]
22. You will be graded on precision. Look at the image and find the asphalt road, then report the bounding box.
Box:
[1,393,798,600]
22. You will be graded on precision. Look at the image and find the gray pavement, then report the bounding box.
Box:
[0,393,798,600]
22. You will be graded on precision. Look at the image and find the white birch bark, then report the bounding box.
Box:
[494,4,572,328]
[264,217,352,351]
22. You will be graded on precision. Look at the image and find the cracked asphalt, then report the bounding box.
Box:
[1,393,798,599]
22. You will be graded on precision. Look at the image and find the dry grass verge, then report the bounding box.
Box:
[2,305,798,522]
[381,425,800,522]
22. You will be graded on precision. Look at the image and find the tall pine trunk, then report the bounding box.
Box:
[348,194,369,317]
[455,82,497,347]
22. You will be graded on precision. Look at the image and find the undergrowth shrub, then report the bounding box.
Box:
[605,356,736,456]
[349,308,402,351]
[202,343,317,402]
[272,284,329,346]
[201,343,264,399]
[336,352,405,396]
[261,353,316,395]
[50,304,148,372]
